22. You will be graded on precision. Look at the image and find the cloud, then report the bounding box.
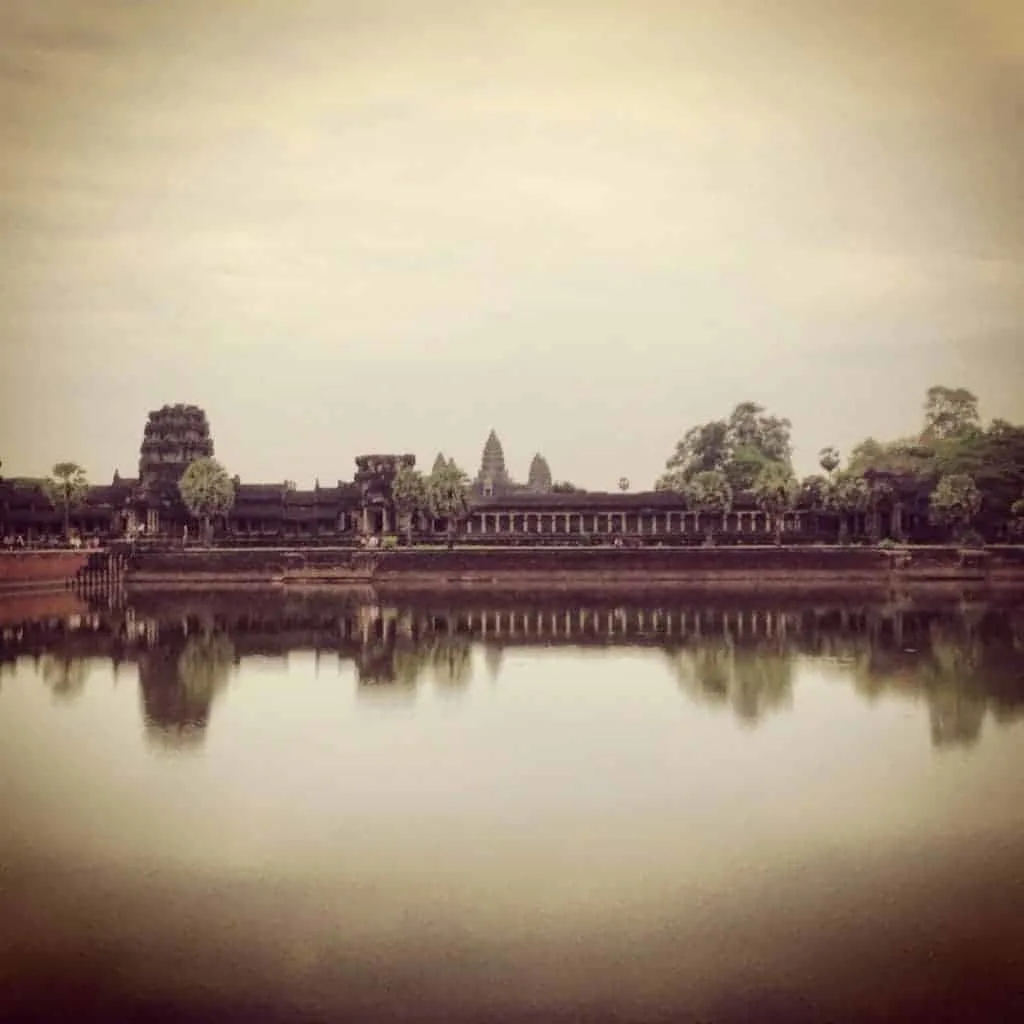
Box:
[0,1,1022,483]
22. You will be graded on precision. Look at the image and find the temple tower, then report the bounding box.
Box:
[527,453,553,494]
[138,404,214,498]
[475,429,511,497]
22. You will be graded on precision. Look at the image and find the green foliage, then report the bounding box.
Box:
[800,474,829,509]
[44,462,89,538]
[930,473,982,539]
[931,421,1024,524]
[684,469,733,539]
[664,401,792,494]
[427,458,470,536]
[847,437,936,478]
[923,385,980,441]
[654,470,686,494]
[391,464,429,540]
[825,472,868,513]
[666,420,729,479]
[752,463,799,543]
[818,446,840,476]
[178,457,235,535]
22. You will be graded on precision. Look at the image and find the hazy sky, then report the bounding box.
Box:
[1,0,1022,489]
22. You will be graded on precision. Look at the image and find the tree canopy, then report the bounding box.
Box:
[923,385,980,442]
[751,462,800,544]
[930,474,982,540]
[843,385,1024,537]
[178,457,234,540]
[663,401,793,494]
[44,462,89,538]
[427,458,470,540]
[391,464,429,542]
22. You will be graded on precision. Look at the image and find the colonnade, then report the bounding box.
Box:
[463,509,807,538]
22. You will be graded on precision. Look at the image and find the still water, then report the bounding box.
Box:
[2,587,1024,1023]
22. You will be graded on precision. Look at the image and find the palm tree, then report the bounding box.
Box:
[818,446,841,478]
[685,469,733,545]
[752,463,800,545]
[826,472,868,544]
[44,462,89,540]
[178,457,235,545]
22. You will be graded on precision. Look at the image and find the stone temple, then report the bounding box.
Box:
[0,406,927,545]
[472,429,553,497]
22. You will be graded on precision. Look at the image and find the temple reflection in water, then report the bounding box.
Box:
[2,588,1023,751]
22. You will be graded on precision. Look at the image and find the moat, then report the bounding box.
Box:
[3,588,1024,1022]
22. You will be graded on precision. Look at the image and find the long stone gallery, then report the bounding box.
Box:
[0,403,957,547]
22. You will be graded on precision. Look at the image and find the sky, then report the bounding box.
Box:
[1,0,1022,490]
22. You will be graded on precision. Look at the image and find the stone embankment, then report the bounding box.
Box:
[0,551,90,592]
[120,545,1024,590]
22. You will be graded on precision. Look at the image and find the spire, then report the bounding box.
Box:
[477,429,508,492]
[528,453,552,493]
[431,452,447,476]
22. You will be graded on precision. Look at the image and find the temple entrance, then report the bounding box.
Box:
[361,505,393,536]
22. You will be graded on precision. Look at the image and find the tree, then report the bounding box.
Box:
[428,458,470,546]
[665,403,792,497]
[551,481,582,493]
[923,386,980,441]
[752,463,800,545]
[391,464,429,545]
[178,457,235,544]
[654,470,684,492]
[685,469,732,544]
[665,420,729,479]
[800,474,829,509]
[431,452,448,476]
[932,419,1024,537]
[826,472,868,544]
[726,402,793,467]
[818,447,840,477]
[1011,497,1024,538]
[930,473,982,542]
[44,462,89,540]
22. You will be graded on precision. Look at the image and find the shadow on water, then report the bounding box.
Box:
[2,587,1023,751]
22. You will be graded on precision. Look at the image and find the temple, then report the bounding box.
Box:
[0,405,937,545]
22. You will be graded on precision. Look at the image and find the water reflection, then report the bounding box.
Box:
[4,588,1024,1022]
[2,588,1023,750]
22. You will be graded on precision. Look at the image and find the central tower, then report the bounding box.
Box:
[474,429,510,497]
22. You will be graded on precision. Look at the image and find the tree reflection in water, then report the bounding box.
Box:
[138,628,236,750]
[39,654,91,702]
[667,638,795,726]
[5,590,1023,751]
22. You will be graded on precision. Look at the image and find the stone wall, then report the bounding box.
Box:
[0,551,90,590]
[123,545,1024,587]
